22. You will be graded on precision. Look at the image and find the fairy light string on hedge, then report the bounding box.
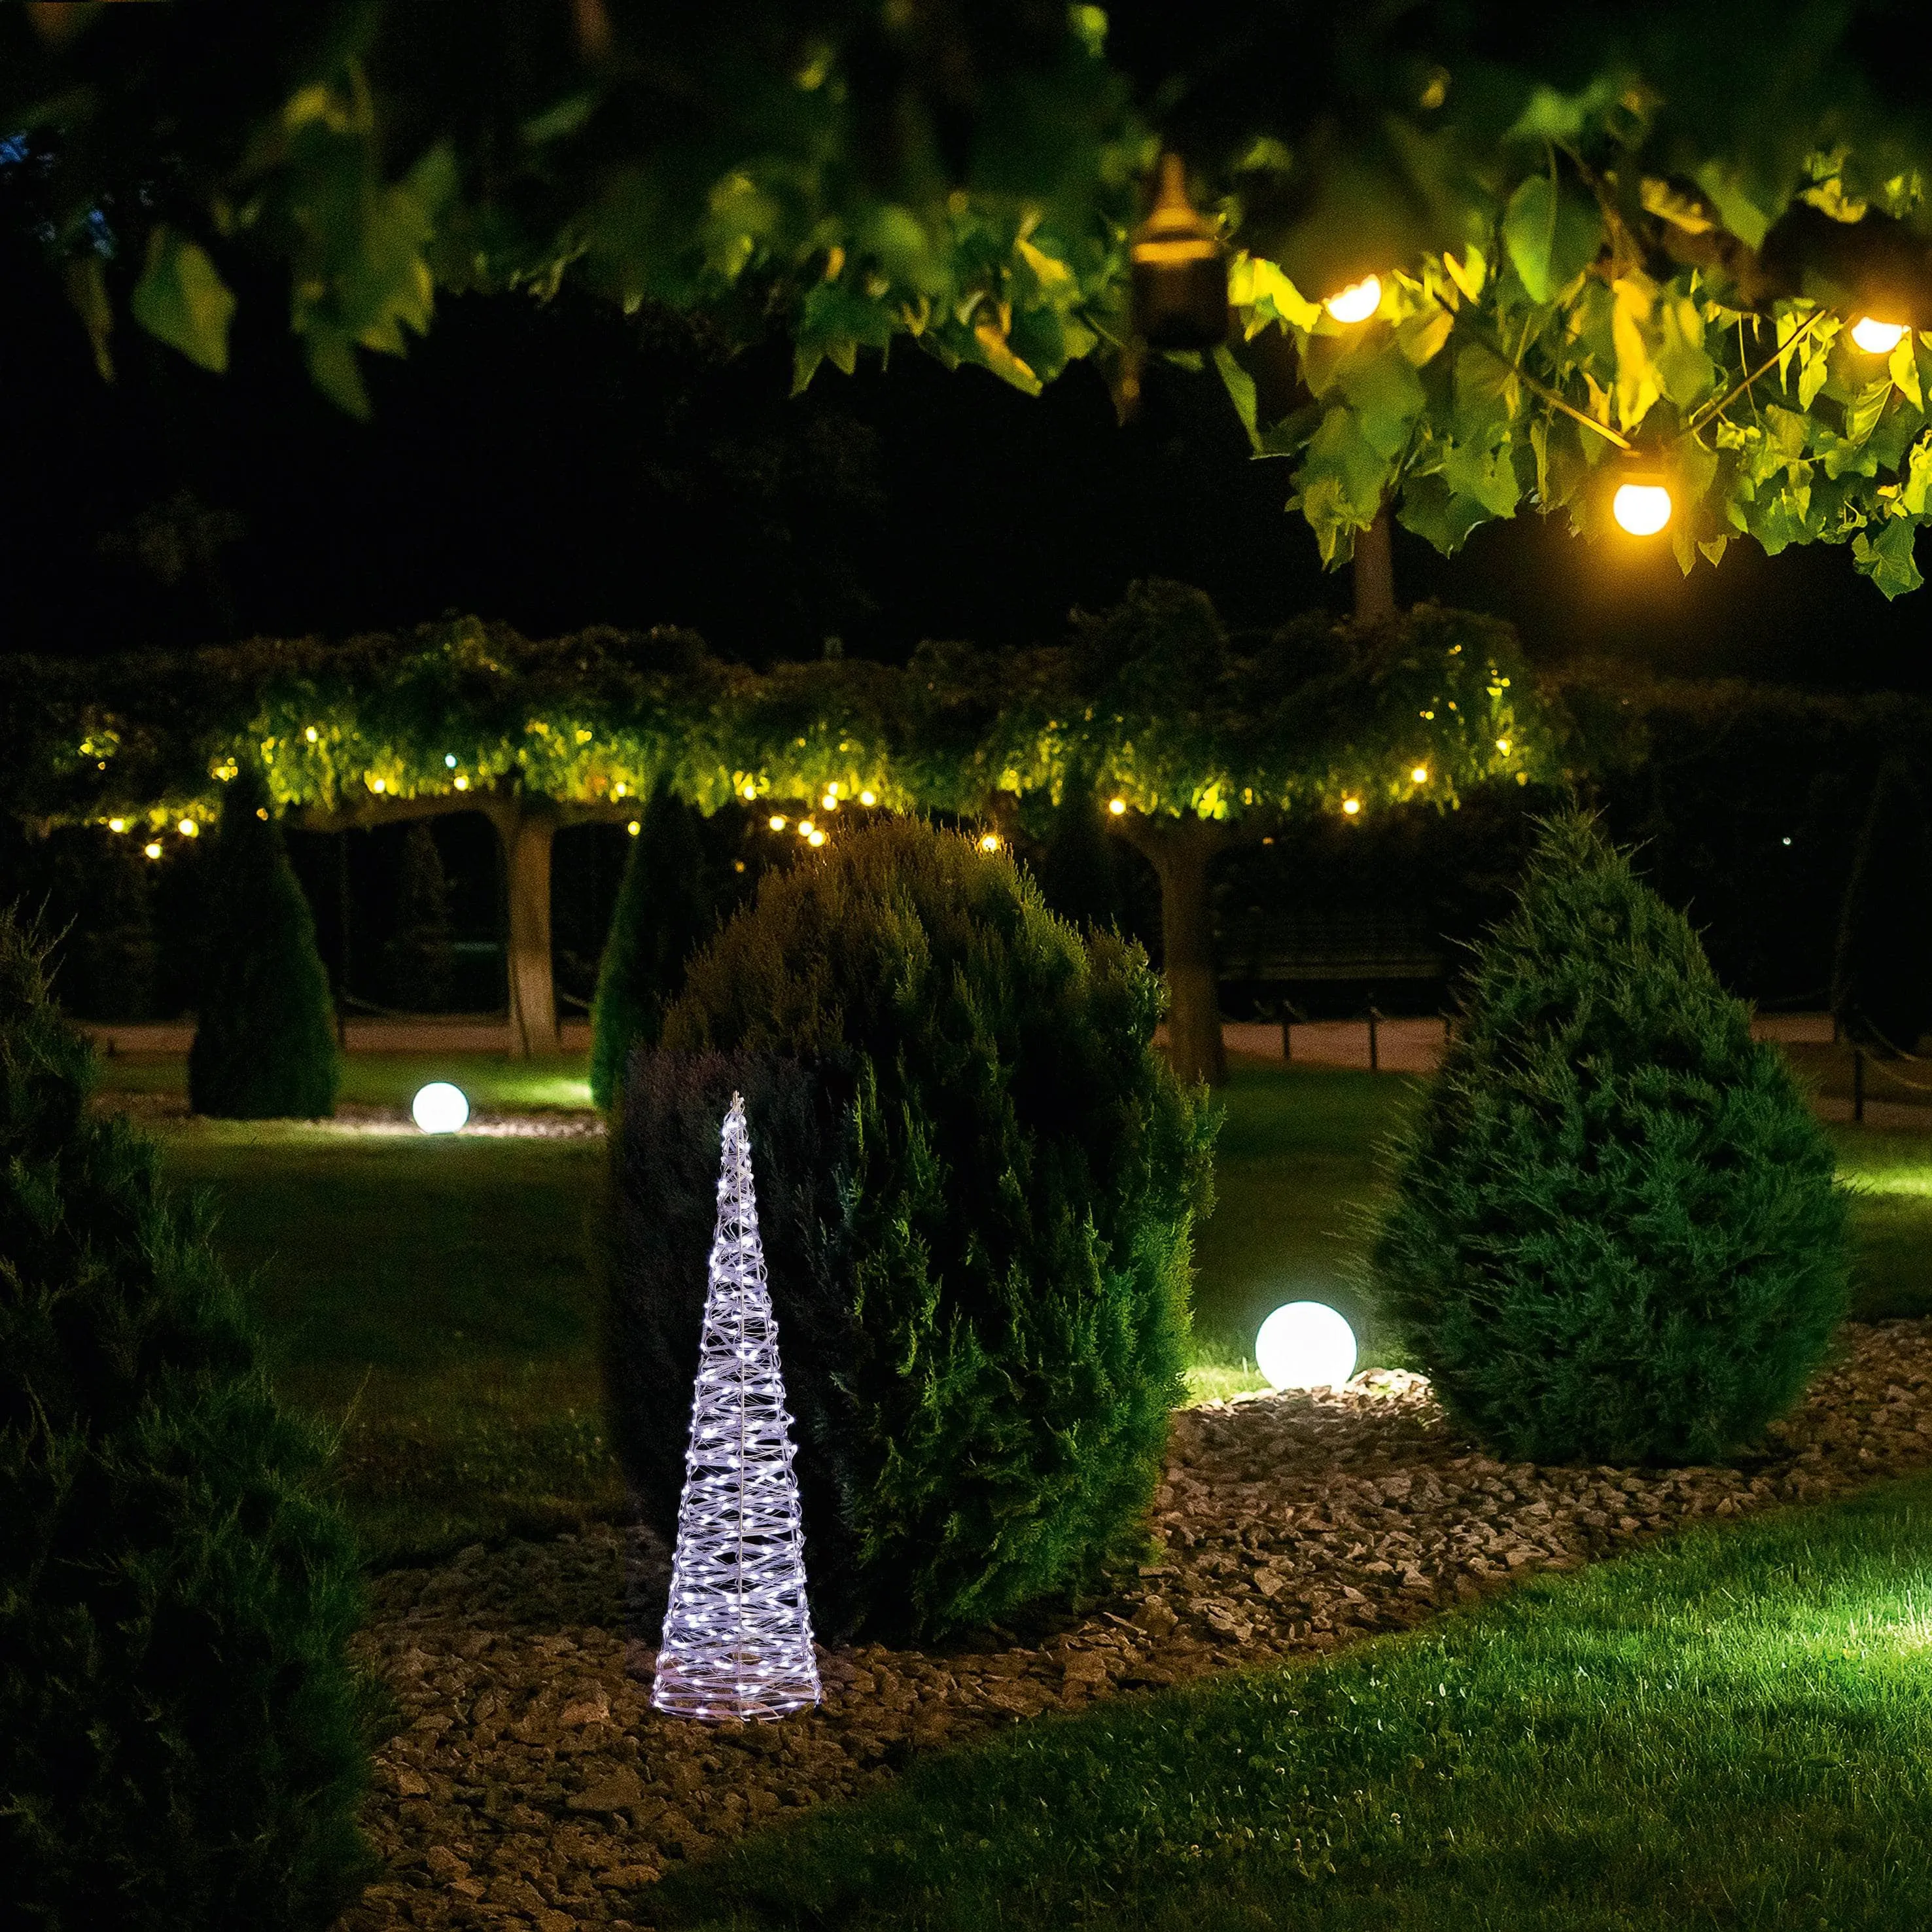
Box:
[651,1093,820,1723]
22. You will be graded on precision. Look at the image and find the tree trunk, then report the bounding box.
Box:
[488,798,562,1059]
[1354,504,1396,622]
[1114,813,1229,1087]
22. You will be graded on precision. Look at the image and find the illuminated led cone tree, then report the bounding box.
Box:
[652,1093,820,1722]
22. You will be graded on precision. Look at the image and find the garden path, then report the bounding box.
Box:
[334,1319,1932,1932]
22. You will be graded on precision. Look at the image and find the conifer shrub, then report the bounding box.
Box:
[1372,811,1847,1466]
[0,907,371,1929]
[187,767,340,1119]
[383,822,454,1012]
[1832,760,1932,1054]
[589,786,719,1111]
[608,818,1214,1639]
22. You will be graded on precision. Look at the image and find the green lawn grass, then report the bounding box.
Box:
[128,1051,1932,1564]
[658,1474,1932,1931]
[150,1082,620,1566]
[99,1048,591,1113]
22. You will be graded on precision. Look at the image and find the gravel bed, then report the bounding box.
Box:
[335,1320,1932,1932]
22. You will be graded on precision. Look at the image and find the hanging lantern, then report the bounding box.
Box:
[1132,152,1227,351]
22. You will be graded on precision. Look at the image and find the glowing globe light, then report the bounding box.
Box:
[1109,798,1127,815]
[806,828,827,847]
[1341,797,1361,816]
[411,1081,470,1134]
[1410,765,1429,784]
[859,789,877,806]
[1256,1301,1358,1390]
[979,832,1002,852]
[1324,275,1382,323]
[1852,315,1908,355]
[1612,481,1672,536]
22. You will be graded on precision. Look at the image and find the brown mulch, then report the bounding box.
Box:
[335,1320,1932,1932]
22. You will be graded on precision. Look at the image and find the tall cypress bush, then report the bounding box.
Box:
[383,821,454,1013]
[1832,760,1932,1054]
[0,907,371,1929]
[188,767,340,1119]
[589,784,716,1111]
[609,819,1214,1639]
[1373,811,1846,1466]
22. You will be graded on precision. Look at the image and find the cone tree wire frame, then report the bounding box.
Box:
[650,1093,822,1723]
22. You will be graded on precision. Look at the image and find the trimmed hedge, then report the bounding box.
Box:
[188,766,340,1119]
[1371,811,1848,1465]
[0,906,371,1929]
[607,818,1213,1639]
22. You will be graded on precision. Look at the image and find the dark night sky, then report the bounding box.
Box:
[2,230,1927,688]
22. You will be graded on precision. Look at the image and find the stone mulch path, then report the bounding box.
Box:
[335,1320,1932,1932]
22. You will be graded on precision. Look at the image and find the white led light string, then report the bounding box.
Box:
[651,1093,820,1722]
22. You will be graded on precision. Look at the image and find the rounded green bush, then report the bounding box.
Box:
[0,908,371,1929]
[1371,811,1848,1465]
[620,818,1213,1639]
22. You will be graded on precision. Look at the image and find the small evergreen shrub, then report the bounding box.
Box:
[1832,760,1932,1054]
[0,908,371,1929]
[589,786,719,1111]
[188,767,340,1119]
[609,819,1214,1639]
[383,822,454,1012]
[1372,811,1847,1466]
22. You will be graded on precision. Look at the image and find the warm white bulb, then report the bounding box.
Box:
[769,815,787,832]
[1256,1301,1358,1390]
[1108,798,1127,815]
[1342,798,1361,816]
[1324,275,1382,323]
[807,828,827,847]
[979,832,1001,852]
[627,819,641,835]
[1612,482,1672,536]
[859,789,876,806]
[177,818,198,837]
[411,1082,469,1134]
[1852,316,1908,355]
[143,841,162,860]
[1410,765,1429,784]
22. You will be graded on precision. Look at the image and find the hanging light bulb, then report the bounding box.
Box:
[1324,275,1382,324]
[1612,477,1674,536]
[1852,315,1908,354]
[1131,152,1227,350]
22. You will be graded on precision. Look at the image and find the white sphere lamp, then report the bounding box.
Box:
[1256,1301,1358,1390]
[411,1081,470,1134]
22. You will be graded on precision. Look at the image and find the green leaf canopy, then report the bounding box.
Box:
[8,4,1932,589]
